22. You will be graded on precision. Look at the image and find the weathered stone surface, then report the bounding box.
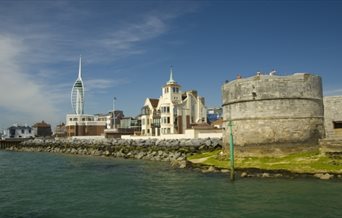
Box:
[323,96,342,139]
[222,73,324,154]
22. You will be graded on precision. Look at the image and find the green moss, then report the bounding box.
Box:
[187,149,342,174]
[187,150,221,160]
[203,157,230,168]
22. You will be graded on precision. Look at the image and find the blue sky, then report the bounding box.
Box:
[0,0,341,129]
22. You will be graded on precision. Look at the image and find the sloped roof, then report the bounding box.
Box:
[32,121,51,128]
[148,98,159,108]
[211,118,223,126]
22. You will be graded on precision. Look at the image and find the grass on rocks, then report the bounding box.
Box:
[187,149,342,174]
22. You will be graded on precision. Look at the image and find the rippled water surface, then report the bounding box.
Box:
[0,151,341,218]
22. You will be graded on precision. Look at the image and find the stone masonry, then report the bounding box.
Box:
[320,96,342,155]
[323,96,342,138]
[222,73,325,155]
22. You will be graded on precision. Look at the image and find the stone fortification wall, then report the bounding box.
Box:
[222,73,324,154]
[323,96,342,138]
[3,138,222,165]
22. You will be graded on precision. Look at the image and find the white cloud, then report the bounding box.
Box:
[0,1,199,128]
[324,89,342,96]
[85,79,129,92]
[0,35,61,127]
[102,16,167,49]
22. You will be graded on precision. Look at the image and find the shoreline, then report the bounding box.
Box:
[186,161,342,180]
[1,138,341,180]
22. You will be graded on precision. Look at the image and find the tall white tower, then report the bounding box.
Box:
[71,56,85,115]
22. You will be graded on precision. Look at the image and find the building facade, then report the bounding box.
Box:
[66,114,106,137]
[54,123,67,138]
[141,68,207,136]
[323,96,342,138]
[141,98,160,136]
[32,121,52,137]
[2,124,34,139]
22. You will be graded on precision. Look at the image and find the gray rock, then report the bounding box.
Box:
[205,166,217,173]
[262,173,270,178]
[190,139,202,147]
[135,152,145,159]
[314,173,334,180]
[240,172,248,178]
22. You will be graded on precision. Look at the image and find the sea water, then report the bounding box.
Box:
[0,151,341,218]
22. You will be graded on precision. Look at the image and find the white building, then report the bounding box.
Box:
[141,98,160,136]
[141,68,207,136]
[2,124,34,139]
[65,114,106,137]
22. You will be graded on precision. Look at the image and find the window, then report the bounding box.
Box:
[161,106,170,114]
[167,117,170,124]
[333,121,342,129]
[29,129,31,134]
[21,129,24,134]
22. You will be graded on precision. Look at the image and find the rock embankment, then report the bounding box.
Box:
[4,138,222,167]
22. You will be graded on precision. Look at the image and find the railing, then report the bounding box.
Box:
[0,139,29,149]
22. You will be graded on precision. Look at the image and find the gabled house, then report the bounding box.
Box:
[141,98,160,136]
[140,67,207,136]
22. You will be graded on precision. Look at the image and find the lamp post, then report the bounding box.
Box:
[113,97,117,130]
[228,120,235,181]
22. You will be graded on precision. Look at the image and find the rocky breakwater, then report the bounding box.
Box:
[5,138,222,168]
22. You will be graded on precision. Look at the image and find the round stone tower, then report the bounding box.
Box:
[222,73,324,155]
